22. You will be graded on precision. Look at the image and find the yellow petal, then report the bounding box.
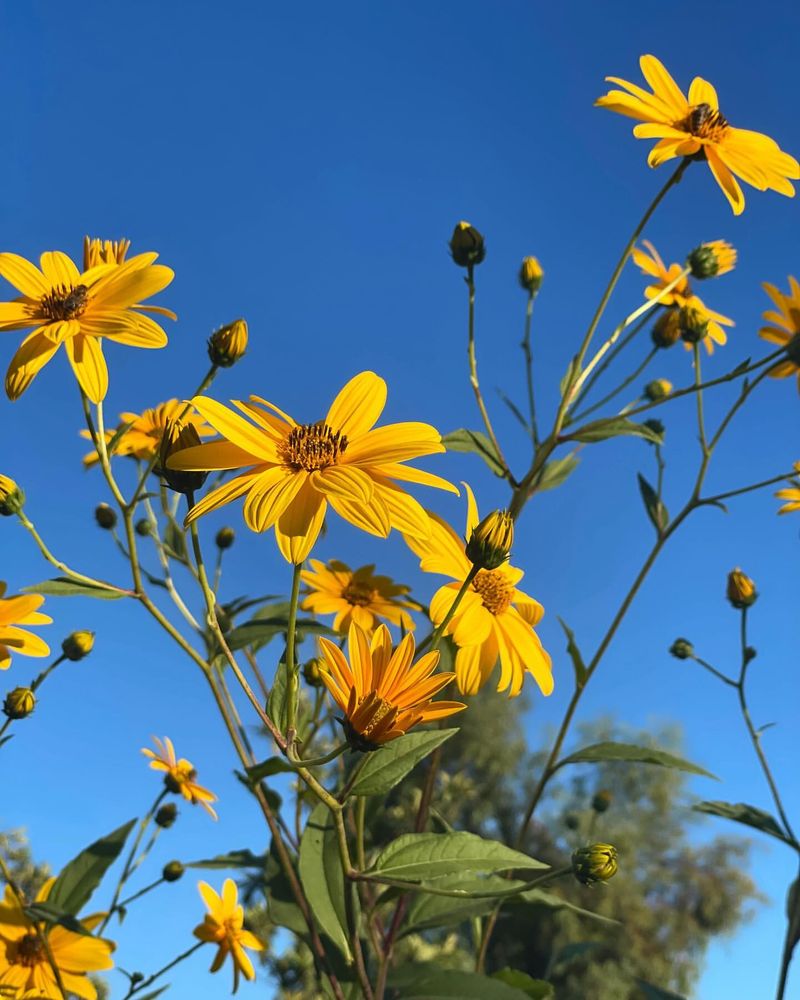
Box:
[325,370,387,438]
[0,253,49,297]
[5,329,60,401]
[65,334,109,403]
[274,477,326,563]
[40,250,81,287]
[192,397,278,463]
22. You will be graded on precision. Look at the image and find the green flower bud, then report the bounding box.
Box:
[159,418,208,495]
[591,789,612,814]
[303,657,324,688]
[95,503,117,530]
[786,333,800,366]
[62,631,95,661]
[687,241,736,280]
[465,510,514,570]
[215,527,235,550]
[679,305,709,344]
[449,221,485,268]
[727,568,757,609]
[572,843,618,886]
[0,476,25,517]
[643,418,665,443]
[564,812,581,831]
[162,860,185,883]
[155,803,178,828]
[208,319,248,368]
[670,638,694,660]
[135,518,152,537]
[3,687,36,720]
[644,379,672,402]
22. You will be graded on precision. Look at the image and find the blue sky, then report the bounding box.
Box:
[3,2,800,997]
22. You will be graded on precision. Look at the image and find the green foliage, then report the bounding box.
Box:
[557,740,716,779]
[48,818,136,915]
[22,577,126,599]
[350,729,459,797]
[369,831,546,881]
[694,800,796,847]
[442,429,505,477]
[298,803,352,959]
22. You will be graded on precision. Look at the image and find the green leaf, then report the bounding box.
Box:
[390,966,534,999]
[557,618,586,688]
[442,429,505,477]
[496,391,530,431]
[350,729,459,797]
[298,803,352,960]
[558,741,716,779]
[370,832,547,882]
[637,473,668,533]
[227,613,332,652]
[547,940,603,972]
[784,879,800,973]
[22,577,127,599]
[163,517,188,563]
[0,734,13,749]
[244,756,296,783]
[267,659,289,731]
[635,981,687,1000]
[515,889,619,925]
[24,902,92,935]
[493,970,554,999]
[403,874,522,934]
[135,989,170,1000]
[186,849,266,869]
[535,454,580,493]
[559,356,580,398]
[105,420,133,457]
[569,417,663,445]
[693,801,796,846]
[48,819,136,915]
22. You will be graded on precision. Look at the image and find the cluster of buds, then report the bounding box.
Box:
[62,631,95,661]
[0,475,24,517]
[3,687,36,720]
[466,509,514,570]
[727,568,757,609]
[518,256,544,294]
[572,843,618,886]
[687,241,737,280]
[449,221,485,268]
[644,378,672,402]
[208,319,248,368]
[159,418,208,495]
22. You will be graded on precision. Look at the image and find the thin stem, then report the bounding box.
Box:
[117,876,165,911]
[142,494,201,630]
[691,654,738,688]
[287,743,349,768]
[571,311,653,412]
[693,344,709,456]
[571,345,658,424]
[284,563,303,746]
[700,472,795,508]
[244,647,271,702]
[124,940,206,998]
[521,291,540,447]
[337,754,370,804]
[355,796,367,872]
[16,512,128,594]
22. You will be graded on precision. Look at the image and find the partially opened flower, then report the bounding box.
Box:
[167,371,457,563]
[317,623,465,751]
[596,55,799,214]
[0,245,174,402]
[759,278,800,391]
[775,462,800,514]
[0,583,51,670]
[404,486,553,698]
[194,879,263,993]
[301,559,416,634]
[632,241,733,354]
[0,880,113,1000]
[81,399,214,467]
[142,736,218,819]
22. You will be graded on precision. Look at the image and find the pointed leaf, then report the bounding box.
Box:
[637,473,668,533]
[22,577,128,599]
[163,517,188,563]
[558,741,716,779]
[245,756,296,783]
[442,429,505,477]
[514,889,619,925]
[569,418,663,445]
[535,454,580,493]
[298,802,352,960]
[493,971,554,999]
[635,982,687,1000]
[187,850,266,870]
[48,819,136,915]
[390,966,534,999]
[267,657,289,731]
[350,729,459,797]
[496,391,530,431]
[557,618,586,688]
[370,832,547,882]
[693,801,796,846]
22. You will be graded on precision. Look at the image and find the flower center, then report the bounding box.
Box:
[280,422,348,472]
[681,102,729,141]
[359,696,394,738]
[342,581,376,607]
[472,569,514,615]
[16,932,46,968]
[40,283,89,321]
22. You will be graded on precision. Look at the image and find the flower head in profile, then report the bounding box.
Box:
[81,399,214,467]
[775,462,800,515]
[596,55,799,214]
[142,736,218,819]
[759,278,800,391]
[301,559,416,634]
[167,371,458,564]
[633,241,733,354]
[687,241,737,280]
[404,486,552,698]
[194,879,263,993]
[0,244,174,402]
[0,880,113,1000]
[0,583,51,670]
[317,623,465,751]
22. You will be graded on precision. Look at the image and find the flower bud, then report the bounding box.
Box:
[644,379,672,402]
[449,221,485,268]
[160,419,208,495]
[215,527,235,550]
[303,657,324,688]
[679,305,709,344]
[518,257,543,294]
[155,803,178,828]
[651,308,681,349]
[727,568,757,609]
[3,687,36,720]
[670,638,694,660]
[786,333,800,366]
[572,843,618,886]
[643,418,665,443]
[162,860,185,883]
[0,475,24,517]
[564,812,581,831]
[62,631,95,661]
[208,319,248,368]
[95,503,117,530]
[465,510,514,571]
[130,973,145,986]
[135,518,151,537]
[744,646,757,663]
[591,789,612,814]
[687,241,736,280]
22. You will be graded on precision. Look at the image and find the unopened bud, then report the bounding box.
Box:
[155,803,178,828]
[644,379,672,402]
[215,527,235,550]
[130,973,145,985]
[162,860,185,883]
[679,305,709,344]
[591,789,612,814]
[572,843,618,886]
[160,419,208,495]
[670,638,694,660]
[0,475,24,517]
[62,631,95,661]
[651,308,681,349]
[643,418,665,443]
[564,812,581,831]
[744,646,757,663]
[465,510,514,570]
[518,256,543,293]
[135,518,152,537]
[303,657,324,688]
[727,568,757,609]
[449,221,485,268]
[95,503,117,530]
[208,319,248,368]
[3,687,36,720]
[687,241,736,280]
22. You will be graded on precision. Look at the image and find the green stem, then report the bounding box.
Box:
[571,345,658,424]
[691,654,738,688]
[693,344,709,456]
[700,472,795,508]
[521,291,540,447]
[284,563,303,746]
[570,311,653,412]
[117,876,165,911]
[124,940,206,998]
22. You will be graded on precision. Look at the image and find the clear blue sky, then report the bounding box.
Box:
[3,2,800,997]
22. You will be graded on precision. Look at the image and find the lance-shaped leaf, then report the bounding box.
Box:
[557,741,716,779]
[693,801,797,846]
[493,971,555,999]
[390,965,536,998]
[442,429,505,477]
[637,473,669,533]
[535,454,580,493]
[369,832,547,882]
[350,729,459,797]
[558,618,587,688]
[186,850,267,870]
[568,417,663,445]
[298,803,352,960]
[22,577,128,599]
[48,819,136,915]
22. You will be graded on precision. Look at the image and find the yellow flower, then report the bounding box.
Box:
[0,880,113,1000]
[83,236,131,269]
[0,247,174,402]
[0,583,51,671]
[167,371,458,564]
[193,879,263,994]
[80,399,214,467]
[759,278,800,391]
[687,241,737,280]
[632,241,733,354]
[62,630,95,661]
[518,257,544,293]
[159,418,209,495]
[775,462,800,514]
[301,559,416,634]
[208,319,248,368]
[596,54,799,215]
[404,486,552,697]
[0,475,24,516]
[317,623,465,751]
[142,736,219,819]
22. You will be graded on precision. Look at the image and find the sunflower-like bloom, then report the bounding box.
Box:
[404,486,552,698]
[759,278,800,391]
[0,246,174,402]
[632,241,733,354]
[167,371,457,564]
[0,583,51,670]
[0,880,113,1000]
[775,463,800,515]
[81,399,214,467]
[687,241,737,280]
[301,559,416,634]
[596,55,799,215]
[194,879,263,993]
[318,623,465,751]
[142,736,219,819]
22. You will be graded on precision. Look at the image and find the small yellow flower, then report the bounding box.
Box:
[0,583,51,670]
[775,462,800,514]
[518,257,544,293]
[0,880,114,1000]
[81,399,214,467]
[0,474,24,516]
[727,568,757,609]
[449,222,485,268]
[208,319,248,368]
[318,623,465,751]
[301,559,416,634]
[632,241,733,354]
[644,379,672,402]
[596,54,799,215]
[759,278,800,392]
[0,246,175,402]
[62,630,95,661]
[142,736,219,819]
[687,241,737,280]
[194,879,264,994]
[572,843,618,886]
[83,236,132,269]
[465,509,514,571]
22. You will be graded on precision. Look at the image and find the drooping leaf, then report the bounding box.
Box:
[48,819,136,915]
[369,832,547,882]
[186,849,266,870]
[24,902,92,935]
[442,429,505,477]
[267,658,289,731]
[535,454,580,493]
[568,417,663,445]
[390,965,534,998]
[134,988,170,1000]
[496,391,530,432]
[105,420,133,457]
[557,741,716,779]
[163,517,188,562]
[22,577,127,599]
[557,618,587,688]
[693,801,796,846]
[244,756,297,783]
[514,889,619,925]
[784,879,800,974]
[403,874,527,934]
[298,803,352,960]
[350,729,459,797]
[227,612,332,652]
[492,970,555,999]
[637,473,668,533]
